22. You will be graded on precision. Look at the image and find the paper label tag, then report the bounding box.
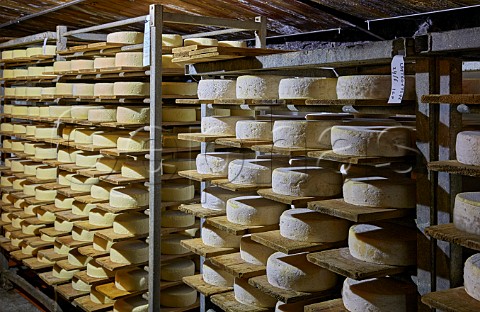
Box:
[42,38,48,55]
[143,15,151,67]
[388,55,405,104]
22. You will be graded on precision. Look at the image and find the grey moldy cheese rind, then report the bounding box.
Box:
[240,235,275,265]
[202,262,234,287]
[236,75,285,99]
[201,186,255,211]
[201,224,240,248]
[234,277,276,308]
[336,75,416,100]
[226,195,288,226]
[197,79,236,100]
[454,192,480,235]
[456,131,480,165]
[464,253,480,301]
[278,77,338,100]
[228,158,288,185]
[235,120,273,140]
[196,152,249,176]
[201,116,253,135]
[273,120,341,149]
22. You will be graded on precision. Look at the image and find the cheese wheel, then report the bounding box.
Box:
[24,142,44,155]
[89,208,118,226]
[26,87,43,97]
[117,135,150,151]
[52,264,79,279]
[48,106,72,118]
[201,224,240,248]
[36,166,57,180]
[35,127,60,139]
[27,67,45,77]
[27,107,40,117]
[58,171,74,186]
[92,132,126,147]
[35,188,57,201]
[62,126,76,140]
[162,159,196,174]
[457,131,480,165]
[4,88,15,96]
[72,277,91,292]
[11,237,23,247]
[115,52,143,67]
[71,60,94,71]
[22,223,46,235]
[280,209,349,242]
[116,106,150,124]
[201,116,252,135]
[240,235,275,265]
[94,57,115,69]
[107,31,144,44]
[37,208,56,221]
[93,83,115,97]
[58,148,83,163]
[203,262,234,287]
[218,40,247,48]
[76,152,103,168]
[53,61,71,73]
[34,146,57,160]
[91,289,115,304]
[2,193,15,204]
[162,34,182,47]
[11,140,25,151]
[235,120,273,140]
[162,82,197,96]
[96,157,125,172]
[55,82,73,95]
[342,277,416,312]
[331,126,412,157]
[226,196,288,226]
[70,175,99,192]
[55,194,75,209]
[279,77,337,99]
[465,254,480,301]
[1,122,13,132]
[267,252,337,292]
[15,87,28,97]
[72,105,104,120]
[184,37,217,46]
[113,212,148,235]
[12,215,24,228]
[236,75,285,99]
[234,277,276,307]
[273,120,340,149]
[87,261,114,278]
[197,79,236,100]
[54,241,72,255]
[161,184,195,202]
[12,106,29,116]
[1,50,13,59]
[163,134,200,148]
[454,192,480,235]
[88,108,117,122]
[228,159,287,185]
[162,234,191,255]
[160,259,195,282]
[93,235,114,252]
[24,204,40,215]
[110,240,148,264]
[109,187,149,208]
[72,227,95,242]
[12,178,27,191]
[161,210,194,228]
[196,152,247,176]
[68,250,92,267]
[26,45,56,56]
[337,75,416,100]
[113,82,149,96]
[72,201,96,216]
[348,223,416,266]
[2,139,12,149]
[0,176,15,187]
[115,268,148,291]
[91,183,118,200]
[161,285,197,308]
[121,161,149,178]
[201,187,252,211]
[162,108,196,122]
[114,296,148,312]
[72,83,94,96]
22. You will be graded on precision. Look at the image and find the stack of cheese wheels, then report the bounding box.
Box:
[234,277,276,307]
[272,166,343,197]
[162,107,196,122]
[228,158,288,185]
[109,186,148,208]
[342,277,417,312]
[336,75,416,100]
[456,131,480,165]
[201,224,240,247]
[113,82,149,96]
[240,235,275,265]
[201,115,252,135]
[273,120,340,149]
[267,252,337,291]
[110,240,148,264]
[453,192,480,235]
[161,183,194,202]
[226,196,288,225]
[348,222,416,266]
[236,75,285,99]
[161,259,195,282]
[236,120,273,140]
[116,106,150,124]
[279,77,338,99]
[115,52,143,67]
[107,31,143,44]
[162,82,198,96]
[202,262,234,287]
[201,187,254,211]
[195,152,246,176]
[161,284,197,308]
[343,176,415,209]
[197,79,236,100]
[114,295,148,312]
[465,253,480,301]
[279,209,350,242]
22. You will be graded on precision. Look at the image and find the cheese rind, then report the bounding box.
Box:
[116,106,150,124]
[279,77,338,99]
[235,120,273,140]
[201,116,252,135]
[71,60,94,71]
[113,212,149,235]
[454,192,480,235]
[161,235,191,255]
[117,135,150,151]
[234,277,276,307]
[115,268,148,291]
[337,75,416,100]
[457,131,480,165]
[198,79,236,100]
[162,34,182,47]
[161,259,195,282]
[203,262,234,287]
[71,105,104,120]
[107,31,144,44]
[196,152,246,176]
[121,161,149,178]
[201,224,240,248]
[89,209,117,226]
[87,261,114,278]
[114,296,148,312]
[88,108,117,122]
[465,254,480,301]
[161,210,195,228]
[70,175,99,192]
[226,195,288,226]
[273,120,339,149]
[184,38,217,46]
[228,159,286,185]
[113,82,149,96]
[202,187,252,211]
[161,184,194,202]
[110,240,149,264]
[115,52,143,67]
[94,57,115,69]
[109,187,149,208]
[236,75,284,99]
[160,285,197,308]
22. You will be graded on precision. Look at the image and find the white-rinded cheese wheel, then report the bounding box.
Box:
[196,152,245,176]
[457,131,480,165]
[228,159,287,185]
[12,106,29,116]
[342,277,416,312]
[72,201,96,216]
[68,250,92,267]
[201,224,240,248]
[114,296,148,312]
[35,188,57,201]
[22,223,46,235]
[279,77,338,99]
[43,66,54,74]
[162,54,182,69]
[116,106,150,124]
[236,120,273,140]
[36,166,57,181]
[162,234,191,255]
[117,135,150,151]
[162,34,182,47]
[3,69,14,78]
[49,106,72,118]
[465,254,480,301]
[24,142,44,155]
[27,107,40,117]
[161,210,195,228]
[110,240,148,264]
[234,277,276,307]
[58,171,75,186]
[0,176,15,187]
[14,70,28,79]
[161,184,194,202]
[94,57,115,69]
[267,252,337,292]
[91,183,118,200]
[35,127,60,140]
[2,139,12,149]
[113,82,149,96]
[37,253,55,265]
[201,116,252,135]
[331,126,411,157]
[343,176,415,209]
[54,241,72,255]
[162,82,198,96]
[91,289,115,304]
[93,83,115,97]
[89,208,117,226]
[72,226,95,242]
[240,235,275,265]
[454,192,480,235]
[92,132,125,147]
[26,45,56,57]
[280,209,349,242]
[184,37,218,46]
[25,87,42,97]
[96,157,125,172]
[273,120,340,149]
[113,212,148,235]
[227,196,288,226]
[76,153,103,168]
[24,182,41,196]
[87,261,114,278]
[52,264,79,279]
[11,140,25,151]
[110,187,148,208]
[55,194,75,209]
[121,161,149,178]
[163,134,201,148]
[72,83,94,96]
[13,198,27,209]
[93,235,113,252]
[197,79,236,100]
[115,268,148,291]
[12,215,24,228]
[27,67,45,76]
[2,50,13,59]
[1,122,13,132]
[107,31,143,44]
[236,75,284,99]
[115,52,143,67]
[62,126,76,140]
[203,262,234,287]
[70,175,99,192]
[162,108,196,122]
[12,49,27,58]
[218,40,247,48]
[71,59,94,71]
[55,82,73,95]
[337,75,416,100]
[349,223,416,266]
[25,204,40,215]
[161,285,197,308]
[162,159,196,174]
[160,259,195,282]
[4,88,15,96]
[37,208,56,221]
[53,61,71,73]
[88,108,117,122]
[72,105,105,120]
[72,277,91,292]
[21,244,40,256]
[272,166,343,197]
[58,148,83,163]
[201,187,252,211]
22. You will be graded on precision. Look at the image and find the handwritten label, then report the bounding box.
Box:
[42,38,48,55]
[388,55,405,104]
[143,15,151,67]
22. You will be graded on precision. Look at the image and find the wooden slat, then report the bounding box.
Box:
[421,94,480,104]
[95,228,148,242]
[96,256,148,272]
[56,283,89,300]
[38,248,67,262]
[178,170,225,182]
[99,174,148,185]
[304,299,348,312]
[209,252,265,279]
[95,203,147,214]
[215,138,272,148]
[96,282,146,300]
[178,204,225,218]
[178,132,233,143]
[73,295,113,312]
[206,216,278,235]
[428,160,480,177]
[181,238,237,258]
[38,271,71,286]
[257,188,332,206]
[425,223,480,251]
[78,246,109,259]
[422,287,480,312]
[211,179,269,192]
[75,270,113,286]
[251,144,323,157]
[23,257,54,270]
[307,150,410,165]
[182,274,232,297]
[210,291,270,312]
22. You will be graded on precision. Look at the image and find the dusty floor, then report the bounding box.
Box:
[0,287,41,312]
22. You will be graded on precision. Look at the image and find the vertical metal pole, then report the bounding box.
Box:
[56,26,68,60]
[254,16,267,48]
[148,4,163,312]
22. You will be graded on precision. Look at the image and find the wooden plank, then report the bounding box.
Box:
[41,204,70,213]
[56,236,90,248]
[210,291,270,312]
[73,295,113,312]
[38,248,67,262]
[307,247,411,280]
[76,169,115,178]
[206,216,278,235]
[304,299,348,312]
[75,221,111,231]
[10,250,34,261]
[26,237,54,249]
[56,211,88,222]
[307,150,410,165]
[96,282,146,300]
[57,259,86,271]
[59,164,86,173]
[249,275,335,304]
[26,176,56,183]
[41,183,67,190]
[78,246,109,259]
[23,257,54,270]
[74,195,108,204]
[24,197,54,205]
[95,228,148,242]
[183,274,232,297]
[428,160,480,177]
[23,217,53,226]
[56,283,89,300]
[178,204,225,218]
[421,94,480,104]
[11,192,33,200]
[39,271,71,286]
[100,148,149,157]
[211,179,269,192]
[178,132,233,143]
[251,144,323,157]
[181,238,238,258]
[75,270,113,286]
[0,242,20,252]
[96,256,148,272]
[39,227,69,238]
[215,138,272,148]
[95,203,147,214]
[178,170,225,182]
[308,198,413,222]
[425,223,480,251]
[422,287,480,312]
[99,174,148,185]
[58,188,90,197]
[209,252,265,279]
[257,188,334,206]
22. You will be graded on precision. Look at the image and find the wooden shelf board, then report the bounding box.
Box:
[183,274,232,297]
[178,170,225,182]
[209,252,265,279]
[38,248,67,262]
[307,150,409,165]
[178,132,234,143]
[181,238,238,258]
[307,198,413,222]
[95,228,147,242]
[421,94,480,104]
[24,197,54,205]
[26,237,54,249]
[57,259,86,271]
[39,227,69,238]
[206,216,278,235]
[178,204,225,218]
[422,287,480,312]
[96,255,148,272]
[73,295,114,312]
[0,241,20,252]
[75,270,113,286]
[74,221,111,232]
[58,188,90,197]
[99,174,148,185]
[39,271,71,286]
[161,220,200,236]
[74,195,108,204]
[76,169,115,178]
[56,235,91,248]
[215,138,272,148]
[210,291,271,312]
[251,230,345,255]
[428,160,480,177]
[56,283,89,300]
[211,179,269,192]
[95,203,147,213]
[77,246,109,258]
[159,299,200,312]
[425,223,480,251]
[11,192,34,199]
[56,211,88,222]
[257,188,334,206]
[304,299,348,312]
[100,148,149,157]
[41,204,70,213]
[26,177,56,184]
[23,216,53,226]
[96,282,146,300]
[23,257,54,270]
[10,250,34,261]
[251,144,323,157]
[41,182,67,190]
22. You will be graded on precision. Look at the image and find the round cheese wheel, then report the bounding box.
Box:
[76,152,103,168]
[273,120,340,149]
[53,61,71,73]
[457,131,480,165]
[162,82,198,96]
[68,250,92,267]
[55,82,73,95]
[72,276,91,292]
[37,209,56,221]
[35,145,58,160]
[54,219,74,232]
[107,31,144,44]
[94,57,115,69]
[114,295,148,312]
[160,285,197,308]
[227,195,288,226]
[201,116,252,135]
[116,106,150,124]
[54,241,72,255]
[71,105,105,120]
[203,262,234,287]
[110,240,149,264]
[161,259,195,282]
[96,157,125,172]
[72,83,94,96]
[88,108,117,122]
[93,235,113,252]
[465,254,480,301]
[279,77,337,99]
[72,227,95,242]
[70,175,99,192]
[201,187,253,211]
[93,83,114,97]
[87,261,114,278]
[115,268,148,291]
[228,159,286,185]
[161,234,190,255]
[117,135,150,151]
[91,289,115,304]
[234,277,276,307]
[161,184,194,202]
[236,75,285,99]
[71,60,94,72]
[36,166,58,180]
[235,120,273,140]
[184,38,217,46]
[113,82,149,96]
[197,79,236,100]
[162,159,196,174]
[89,209,118,226]
[12,49,27,58]
[337,75,416,100]
[201,225,240,248]
[35,188,57,201]
[454,192,480,235]
[161,210,194,228]
[52,264,79,279]
[72,202,96,216]
[91,183,118,200]
[35,127,60,139]
[162,34,182,47]
[113,212,149,235]
[109,187,149,208]
[121,161,149,179]
[115,52,143,67]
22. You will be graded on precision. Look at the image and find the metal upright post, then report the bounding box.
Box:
[254,16,267,48]
[56,26,68,56]
[148,4,163,312]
